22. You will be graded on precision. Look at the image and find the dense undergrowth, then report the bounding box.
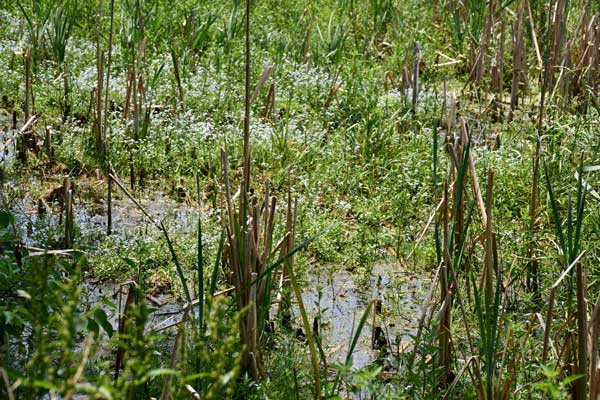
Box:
[1,0,600,398]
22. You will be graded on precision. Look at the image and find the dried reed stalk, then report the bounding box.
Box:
[510,2,525,120]
[484,169,494,301]
[63,176,72,248]
[160,309,189,400]
[103,0,115,235]
[470,0,494,85]
[250,64,275,106]
[542,251,585,362]
[440,180,452,386]
[589,291,600,400]
[95,1,104,154]
[412,42,421,112]
[261,81,276,120]
[575,261,588,400]
[114,282,137,380]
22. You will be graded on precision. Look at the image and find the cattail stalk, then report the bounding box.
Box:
[103,0,115,235]
[412,42,421,112]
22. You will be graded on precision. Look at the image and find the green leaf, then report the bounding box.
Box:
[562,374,585,385]
[93,308,114,338]
[101,297,117,310]
[146,368,177,378]
[3,310,15,325]
[32,379,54,389]
[86,318,99,335]
[0,211,13,229]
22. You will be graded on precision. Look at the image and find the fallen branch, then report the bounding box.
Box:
[0,115,37,154]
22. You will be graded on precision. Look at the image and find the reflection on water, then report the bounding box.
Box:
[299,263,425,371]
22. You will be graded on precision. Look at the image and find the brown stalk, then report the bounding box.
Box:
[589,291,600,400]
[405,194,447,262]
[0,116,37,155]
[542,251,586,362]
[575,262,588,400]
[491,12,505,120]
[412,42,421,112]
[409,261,442,368]
[64,333,95,400]
[527,161,540,298]
[444,243,485,396]
[451,136,465,254]
[24,47,32,121]
[469,0,495,85]
[510,2,525,120]
[537,312,559,359]
[484,169,494,300]
[222,144,295,379]
[248,271,260,378]
[108,172,158,226]
[591,15,600,94]
[160,309,189,400]
[63,176,72,248]
[221,150,244,312]
[459,120,487,227]
[0,368,20,400]
[103,0,115,236]
[123,68,134,119]
[115,282,137,380]
[95,0,104,155]
[551,0,567,87]
[440,179,452,386]
[172,52,185,113]
[494,268,517,399]
[276,188,296,325]
[570,14,593,96]
[250,64,275,106]
[402,66,411,96]
[243,0,251,191]
[303,18,313,66]
[444,356,479,399]
[261,194,277,269]
[526,0,543,71]
[527,4,555,299]
[323,68,342,111]
[261,81,276,119]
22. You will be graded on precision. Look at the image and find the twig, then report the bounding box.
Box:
[0,367,19,400]
[64,333,95,400]
[0,115,38,154]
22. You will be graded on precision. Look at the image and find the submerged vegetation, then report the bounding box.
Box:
[1,0,600,398]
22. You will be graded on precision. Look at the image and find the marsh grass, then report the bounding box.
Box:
[4,0,600,398]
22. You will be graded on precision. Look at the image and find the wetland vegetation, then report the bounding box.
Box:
[1,0,600,398]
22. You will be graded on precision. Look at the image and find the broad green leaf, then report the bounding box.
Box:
[94,308,114,338]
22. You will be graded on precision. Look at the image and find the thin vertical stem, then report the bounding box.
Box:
[485,169,495,303]
[25,47,32,121]
[575,262,587,400]
[104,0,115,236]
[412,41,421,113]
[528,0,554,302]
[196,173,204,331]
[243,0,251,191]
[63,176,71,248]
[95,0,104,155]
